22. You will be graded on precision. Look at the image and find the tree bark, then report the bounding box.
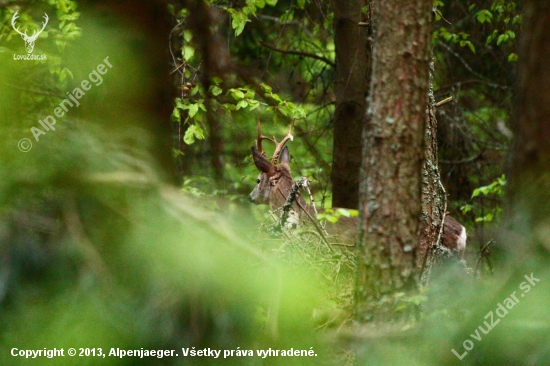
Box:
[331,0,370,209]
[418,60,445,275]
[185,1,228,184]
[355,0,433,321]
[506,1,550,259]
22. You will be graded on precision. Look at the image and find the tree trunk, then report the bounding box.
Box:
[331,0,370,209]
[506,0,550,259]
[418,60,445,278]
[355,0,433,321]
[185,0,228,184]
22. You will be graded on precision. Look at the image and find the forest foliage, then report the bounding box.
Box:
[1,0,549,365]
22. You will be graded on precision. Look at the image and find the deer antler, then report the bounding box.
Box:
[11,11,26,38]
[271,118,295,165]
[255,118,295,163]
[256,118,275,158]
[29,13,49,42]
[11,11,48,41]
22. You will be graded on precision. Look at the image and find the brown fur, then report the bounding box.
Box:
[249,146,358,247]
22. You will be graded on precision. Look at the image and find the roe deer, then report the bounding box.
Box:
[248,120,466,256]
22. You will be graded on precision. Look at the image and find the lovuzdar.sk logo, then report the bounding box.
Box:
[11,10,48,61]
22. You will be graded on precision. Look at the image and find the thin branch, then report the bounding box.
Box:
[301,177,318,217]
[436,79,510,92]
[259,41,335,68]
[435,10,452,25]
[476,239,494,277]
[169,20,185,76]
[306,101,335,117]
[258,14,301,25]
[439,150,484,165]
[276,183,333,252]
[436,180,448,249]
[235,70,332,172]
[438,42,494,83]
[435,96,453,107]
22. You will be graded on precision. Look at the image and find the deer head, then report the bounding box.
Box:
[11,11,49,54]
[249,119,303,211]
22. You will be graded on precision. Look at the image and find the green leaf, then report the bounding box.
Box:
[184,126,196,145]
[190,85,200,96]
[183,30,193,42]
[230,10,251,36]
[211,86,223,96]
[486,30,498,45]
[236,100,249,110]
[260,83,272,93]
[265,0,277,6]
[171,107,181,122]
[248,100,261,111]
[222,103,236,111]
[192,125,205,140]
[337,208,351,218]
[242,6,254,17]
[475,213,494,223]
[269,92,282,102]
[230,89,245,100]
[475,10,493,24]
[172,148,184,158]
[182,45,195,60]
[175,98,186,110]
[188,104,199,118]
[497,34,508,46]
[313,24,320,35]
[461,204,473,214]
[508,53,518,62]
[183,124,205,145]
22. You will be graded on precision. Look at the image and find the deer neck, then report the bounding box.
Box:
[270,177,314,218]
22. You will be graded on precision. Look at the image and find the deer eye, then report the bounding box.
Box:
[256,178,261,184]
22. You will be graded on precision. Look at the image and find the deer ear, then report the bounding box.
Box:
[279,146,290,164]
[251,147,275,175]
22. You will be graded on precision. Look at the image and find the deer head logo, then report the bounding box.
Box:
[11,11,48,54]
